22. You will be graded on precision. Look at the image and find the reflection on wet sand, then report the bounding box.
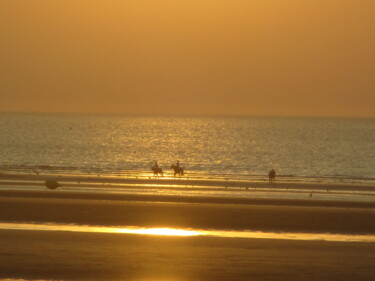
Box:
[116,227,200,236]
[2,172,375,203]
[0,222,374,243]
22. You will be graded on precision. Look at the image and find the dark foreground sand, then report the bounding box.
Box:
[1,189,375,234]
[1,230,375,281]
[0,188,375,280]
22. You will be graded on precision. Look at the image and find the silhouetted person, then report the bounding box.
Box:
[268,169,276,183]
[171,162,184,177]
[151,161,163,177]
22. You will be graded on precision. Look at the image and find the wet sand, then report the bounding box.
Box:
[0,191,375,234]
[1,229,375,281]
[2,172,375,193]
[0,177,375,280]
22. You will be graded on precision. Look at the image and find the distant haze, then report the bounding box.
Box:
[1,1,374,117]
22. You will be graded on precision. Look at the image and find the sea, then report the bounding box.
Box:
[1,113,375,185]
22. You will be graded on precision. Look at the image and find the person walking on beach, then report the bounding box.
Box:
[268,169,276,183]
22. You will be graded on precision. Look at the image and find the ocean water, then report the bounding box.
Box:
[1,113,374,183]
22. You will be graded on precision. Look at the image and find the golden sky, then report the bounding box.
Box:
[1,0,374,117]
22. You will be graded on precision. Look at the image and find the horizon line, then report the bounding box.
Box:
[0,110,374,120]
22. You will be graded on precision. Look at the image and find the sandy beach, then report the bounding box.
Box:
[0,176,374,280]
[2,172,375,191]
[2,0,375,279]
[1,190,375,234]
[1,229,375,281]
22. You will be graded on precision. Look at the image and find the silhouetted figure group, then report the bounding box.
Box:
[153,161,274,181]
[268,169,276,182]
[151,160,184,177]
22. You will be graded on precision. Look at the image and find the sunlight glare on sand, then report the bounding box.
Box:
[115,227,201,236]
[1,222,375,242]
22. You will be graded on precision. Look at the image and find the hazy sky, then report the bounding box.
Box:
[1,1,374,117]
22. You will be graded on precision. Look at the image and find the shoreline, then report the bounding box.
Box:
[1,172,375,209]
[2,172,375,192]
[1,171,375,191]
